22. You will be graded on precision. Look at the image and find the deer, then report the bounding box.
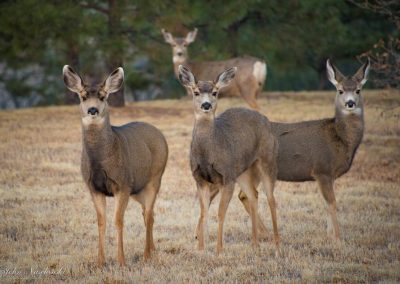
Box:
[178,65,280,255]
[62,65,168,266]
[233,59,370,241]
[162,28,267,110]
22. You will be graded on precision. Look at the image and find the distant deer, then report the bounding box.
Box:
[236,59,370,241]
[62,66,168,266]
[162,28,267,110]
[178,65,279,254]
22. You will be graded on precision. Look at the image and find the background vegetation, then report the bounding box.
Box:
[0,0,398,108]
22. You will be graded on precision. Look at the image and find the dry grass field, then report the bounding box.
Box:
[0,90,399,283]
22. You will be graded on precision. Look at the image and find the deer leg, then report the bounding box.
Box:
[197,183,211,251]
[195,185,218,240]
[258,164,280,256]
[141,181,159,261]
[239,83,260,110]
[114,190,129,266]
[238,190,269,239]
[91,191,106,266]
[316,175,340,240]
[216,183,234,254]
[237,171,260,249]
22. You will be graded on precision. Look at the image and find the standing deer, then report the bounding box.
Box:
[62,65,168,266]
[178,65,280,254]
[236,59,370,241]
[162,28,267,110]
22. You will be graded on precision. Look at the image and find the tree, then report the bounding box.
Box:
[348,0,400,89]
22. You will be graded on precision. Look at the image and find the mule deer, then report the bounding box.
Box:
[62,65,168,266]
[236,59,370,241]
[162,28,267,110]
[178,65,279,254]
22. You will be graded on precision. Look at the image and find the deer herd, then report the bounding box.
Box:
[62,28,370,266]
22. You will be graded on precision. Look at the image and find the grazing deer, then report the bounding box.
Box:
[236,59,370,241]
[178,65,279,254]
[62,65,168,266]
[162,28,267,110]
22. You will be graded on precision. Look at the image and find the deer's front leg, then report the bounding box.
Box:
[197,182,211,251]
[114,189,130,266]
[217,183,234,254]
[90,190,106,266]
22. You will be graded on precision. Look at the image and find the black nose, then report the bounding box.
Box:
[177,52,183,56]
[87,107,99,115]
[346,100,355,108]
[201,102,212,111]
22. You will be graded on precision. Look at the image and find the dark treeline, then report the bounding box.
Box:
[0,0,398,108]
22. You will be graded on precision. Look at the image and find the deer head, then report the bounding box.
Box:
[327,59,370,115]
[63,65,124,125]
[162,28,197,64]
[178,65,236,118]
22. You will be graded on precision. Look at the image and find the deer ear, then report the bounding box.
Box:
[178,65,196,88]
[161,29,175,45]
[353,58,370,86]
[102,67,124,95]
[63,65,84,94]
[184,28,198,44]
[326,59,345,87]
[215,67,237,89]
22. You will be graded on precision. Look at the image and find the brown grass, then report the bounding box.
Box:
[0,90,399,283]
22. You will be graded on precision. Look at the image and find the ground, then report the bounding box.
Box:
[0,90,399,283]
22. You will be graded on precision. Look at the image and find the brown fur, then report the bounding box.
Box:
[63,66,168,266]
[178,65,280,254]
[237,59,370,241]
[162,28,266,109]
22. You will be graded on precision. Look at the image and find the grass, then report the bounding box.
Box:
[0,90,399,283]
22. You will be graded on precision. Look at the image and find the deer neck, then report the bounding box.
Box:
[193,115,216,146]
[334,105,364,155]
[173,56,189,78]
[82,113,116,160]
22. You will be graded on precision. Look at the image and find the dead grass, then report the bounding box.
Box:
[0,90,399,283]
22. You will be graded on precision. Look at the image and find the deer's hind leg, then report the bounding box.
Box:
[238,80,260,110]
[90,190,106,266]
[238,190,269,239]
[257,160,280,255]
[133,177,161,261]
[237,168,260,248]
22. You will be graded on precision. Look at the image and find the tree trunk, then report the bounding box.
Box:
[64,41,80,105]
[106,0,125,107]
[317,58,327,90]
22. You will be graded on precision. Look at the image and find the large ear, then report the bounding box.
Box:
[161,29,176,45]
[102,67,124,95]
[352,58,370,86]
[178,65,196,88]
[215,67,237,89]
[326,59,345,87]
[63,65,84,94]
[184,28,198,44]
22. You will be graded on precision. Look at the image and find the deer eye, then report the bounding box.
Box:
[356,89,361,94]
[212,92,217,97]
[339,90,344,95]
[81,96,87,101]
[194,91,200,96]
